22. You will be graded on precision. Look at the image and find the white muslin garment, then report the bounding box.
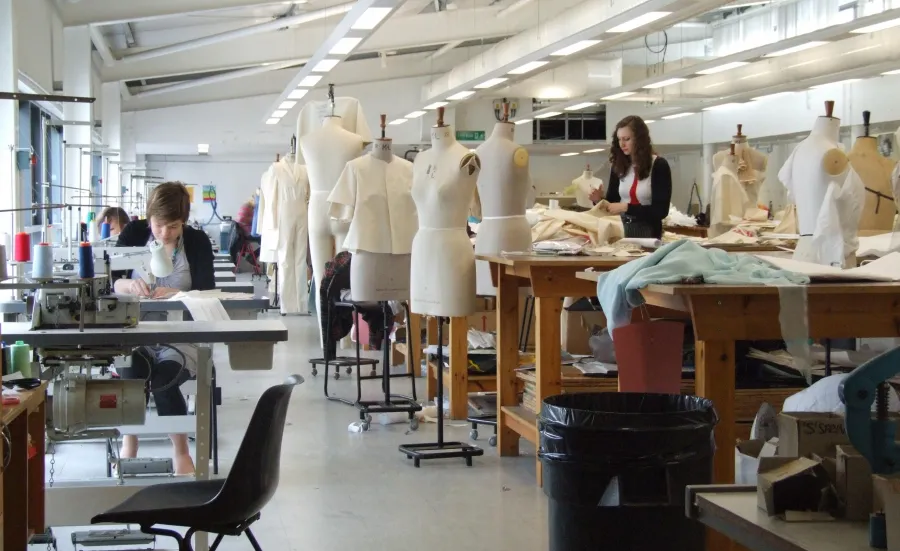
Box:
[256,164,279,263]
[327,154,417,254]
[296,98,373,144]
[709,164,749,238]
[269,158,310,314]
[573,173,604,209]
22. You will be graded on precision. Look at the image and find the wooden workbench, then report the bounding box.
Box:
[2,382,48,550]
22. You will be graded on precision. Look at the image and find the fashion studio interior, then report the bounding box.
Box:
[6,1,900,550]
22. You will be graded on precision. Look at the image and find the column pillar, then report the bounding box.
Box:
[63,26,92,210]
[101,82,121,203]
[0,0,21,239]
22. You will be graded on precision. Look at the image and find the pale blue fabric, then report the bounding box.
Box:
[596,240,811,335]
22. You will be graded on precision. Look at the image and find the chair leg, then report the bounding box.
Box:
[143,525,188,551]
[209,533,226,551]
[245,528,264,551]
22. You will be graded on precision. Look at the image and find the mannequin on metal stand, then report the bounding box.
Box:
[850,110,896,232]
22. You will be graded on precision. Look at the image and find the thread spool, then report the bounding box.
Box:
[100,222,111,239]
[8,341,31,378]
[13,232,31,262]
[0,244,7,281]
[32,243,53,279]
[78,242,95,278]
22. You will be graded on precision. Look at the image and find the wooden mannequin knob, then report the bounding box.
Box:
[436,106,445,127]
[586,163,591,170]
[380,114,386,128]
[824,100,835,118]
[502,102,510,122]
[736,124,743,137]
[863,110,871,137]
[730,143,735,156]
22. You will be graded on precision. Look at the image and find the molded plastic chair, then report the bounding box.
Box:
[91,375,304,551]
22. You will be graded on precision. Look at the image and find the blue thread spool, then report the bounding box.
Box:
[78,242,95,278]
[31,242,53,280]
[100,222,111,239]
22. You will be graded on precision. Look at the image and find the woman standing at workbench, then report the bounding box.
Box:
[113,182,215,476]
[591,115,672,238]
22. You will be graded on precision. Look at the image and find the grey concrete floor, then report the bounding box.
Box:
[43,313,548,550]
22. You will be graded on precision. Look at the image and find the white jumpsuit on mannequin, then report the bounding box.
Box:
[256,165,278,263]
[301,116,364,336]
[474,122,531,296]
[410,125,481,316]
[269,157,309,314]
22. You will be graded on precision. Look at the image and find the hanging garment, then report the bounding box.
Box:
[327,154,417,254]
[709,164,749,238]
[296,97,373,144]
[318,251,393,358]
[269,158,310,314]
[251,192,261,238]
[256,165,279,263]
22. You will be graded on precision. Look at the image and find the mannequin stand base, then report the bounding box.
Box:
[398,441,484,468]
[357,398,422,432]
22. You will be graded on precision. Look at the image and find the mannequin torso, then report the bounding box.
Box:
[781,116,843,235]
[410,125,481,316]
[713,136,767,207]
[849,136,896,231]
[709,153,747,238]
[573,169,604,209]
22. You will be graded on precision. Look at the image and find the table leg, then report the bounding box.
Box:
[496,265,521,457]
[407,312,422,376]
[4,414,27,550]
[695,339,736,551]
[534,296,563,485]
[193,347,212,551]
[448,316,468,420]
[28,401,46,536]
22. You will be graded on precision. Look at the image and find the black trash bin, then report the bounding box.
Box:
[539,393,718,551]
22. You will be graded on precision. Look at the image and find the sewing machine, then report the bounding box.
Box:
[31,275,140,330]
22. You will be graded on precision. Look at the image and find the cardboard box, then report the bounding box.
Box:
[467,311,497,334]
[757,456,833,516]
[736,437,778,485]
[835,445,873,520]
[777,412,850,458]
[561,309,607,355]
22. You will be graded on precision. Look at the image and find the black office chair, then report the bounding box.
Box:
[91,375,304,551]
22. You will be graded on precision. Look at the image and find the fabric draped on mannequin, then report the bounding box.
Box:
[709,162,749,238]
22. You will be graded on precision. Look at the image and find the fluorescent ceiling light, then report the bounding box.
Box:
[278,101,297,110]
[312,59,339,72]
[535,111,561,119]
[565,102,597,111]
[266,118,280,125]
[298,75,322,87]
[405,110,426,118]
[695,61,749,75]
[447,91,475,100]
[763,41,828,57]
[607,11,671,33]
[882,69,900,75]
[642,78,686,89]
[424,102,448,110]
[644,120,656,124]
[602,91,635,100]
[702,103,743,111]
[197,144,209,154]
[271,110,288,117]
[514,118,533,125]
[352,7,391,30]
[330,37,362,55]
[662,112,694,120]
[810,78,860,89]
[288,89,309,100]
[583,148,605,153]
[475,77,508,89]
[560,152,579,157]
[388,118,408,125]
[551,40,601,57]
[851,17,900,34]
[508,60,548,75]
[751,91,795,101]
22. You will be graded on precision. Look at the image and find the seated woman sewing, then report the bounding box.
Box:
[112,182,215,475]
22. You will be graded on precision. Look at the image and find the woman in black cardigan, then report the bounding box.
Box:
[113,182,214,475]
[600,115,673,239]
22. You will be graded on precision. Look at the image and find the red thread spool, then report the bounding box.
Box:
[13,232,31,261]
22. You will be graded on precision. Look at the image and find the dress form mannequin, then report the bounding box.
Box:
[410,107,481,316]
[849,111,896,231]
[301,107,365,335]
[709,143,748,238]
[713,124,768,207]
[257,155,279,263]
[572,164,604,208]
[270,139,310,314]
[474,103,531,296]
[328,115,417,301]
[778,100,865,268]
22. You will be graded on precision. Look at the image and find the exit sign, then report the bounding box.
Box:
[456,130,485,141]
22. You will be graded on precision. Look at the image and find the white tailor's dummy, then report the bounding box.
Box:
[328,115,417,301]
[572,164,604,209]
[779,100,865,268]
[714,124,768,208]
[300,104,365,335]
[410,107,481,316]
[256,157,279,263]
[849,111,896,232]
[709,143,749,238]
[296,96,373,146]
[269,141,310,314]
[474,104,531,296]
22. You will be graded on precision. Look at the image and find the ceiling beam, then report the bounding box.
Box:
[131,59,306,98]
[88,25,116,66]
[58,0,302,27]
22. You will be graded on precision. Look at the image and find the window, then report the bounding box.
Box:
[17,102,61,225]
[48,125,63,223]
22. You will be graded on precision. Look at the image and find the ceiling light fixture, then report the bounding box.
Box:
[330,36,363,55]
[763,41,828,57]
[810,78,860,89]
[601,91,635,100]
[751,91,795,101]
[535,111,561,119]
[447,90,475,100]
[662,112,695,120]
[266,118,280,125]
[565,102,597,111]
[644,120,656,124]
[475,77,508,89]
[388,118,408,125]
[352,7,392,30]
[608,11,671,33]
[551,40,601,56]
[424,102,448,110]
[298,75,322,87]
[560,152,579,157]
[271,110,288,117]
[405,110,427,118]
[642,78,686,89]
[695,61,749,75]
[851,16,900,34]
[278,101,297,110]
[882,69,900,75]
[514,118,533,125]
[508,60,548,75]
[312,59,339,72]
[197,144,210,154]
[583,148,605,153]
[288,89,309,100]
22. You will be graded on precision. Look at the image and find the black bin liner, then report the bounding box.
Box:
[539,393,718,551]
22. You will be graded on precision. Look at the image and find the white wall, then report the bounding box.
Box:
[14,0,62,94]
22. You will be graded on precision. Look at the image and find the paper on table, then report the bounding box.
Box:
[168,291,231,321]
[756,251,900,282]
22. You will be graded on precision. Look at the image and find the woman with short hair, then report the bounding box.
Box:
[97,206,130,237]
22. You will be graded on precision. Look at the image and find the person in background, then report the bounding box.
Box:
[600,115,672,238]
[113,182,214,475]
[236,196,255,234]
[97,206,130,238]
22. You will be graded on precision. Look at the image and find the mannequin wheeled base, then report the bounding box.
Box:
[399,316,483,467]
[467,415,497,447]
